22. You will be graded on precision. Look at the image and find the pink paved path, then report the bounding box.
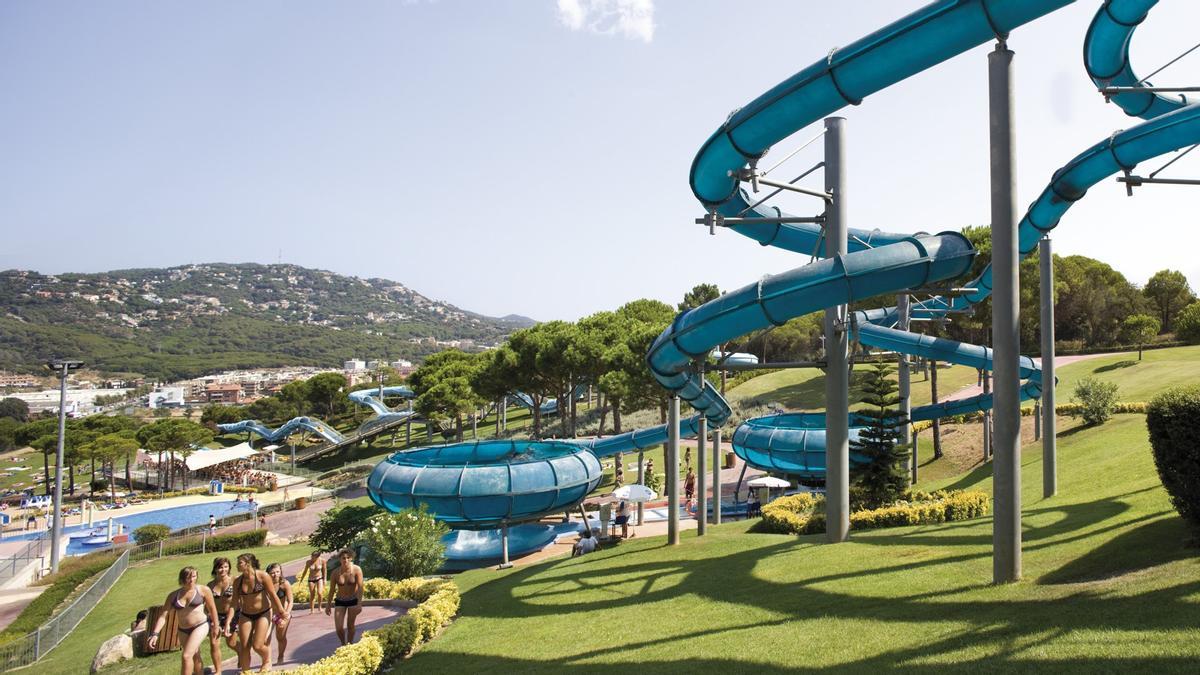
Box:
[942,352,1124,403]
[218,604,406,672]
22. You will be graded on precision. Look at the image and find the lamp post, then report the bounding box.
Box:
[47,358,83,574]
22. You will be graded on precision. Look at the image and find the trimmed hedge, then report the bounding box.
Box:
[760,490,990,536]
[133,523,171,545]
[290,577,460,674]
[1147,386,1200,537]
[0,551,119,644]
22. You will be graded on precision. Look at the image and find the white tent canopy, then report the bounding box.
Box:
[183,442,261,471]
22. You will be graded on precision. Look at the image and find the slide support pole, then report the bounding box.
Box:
[668,394,680,545]
[990,42,1022,584]
[824,116,850,544]
[1040,236,1058,498]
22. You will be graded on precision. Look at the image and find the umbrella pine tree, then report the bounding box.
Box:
[850,360,910,508]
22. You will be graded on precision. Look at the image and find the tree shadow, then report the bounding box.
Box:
[1039,514,1192,584]
[1093,360,1138,374]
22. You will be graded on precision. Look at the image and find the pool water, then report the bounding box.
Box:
[3,499,257,555]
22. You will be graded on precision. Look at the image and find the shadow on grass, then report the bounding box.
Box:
[417,486,1200,673]
[1093,359,1138,374]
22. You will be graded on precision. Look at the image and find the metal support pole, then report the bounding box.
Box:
[1033,400,1041,440]
[712,428,722,525]
[697,412,707,536]
[990,42,1022,584]
[498,524,512,569]
[912,429,919,484]
[824,116,850,543]
[667,395,680,545]
[50,364,68,574]
[898,293,912,484]
[1040,236,1057,498]
[983,370,992,461]
[636,449,645,526]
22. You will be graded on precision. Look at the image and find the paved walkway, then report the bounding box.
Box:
[218,604,406,673]
[0,586,44,631]
[942,352,1124,403]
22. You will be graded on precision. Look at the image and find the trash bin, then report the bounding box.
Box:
[294,497,307,510]
[724,451,736,469]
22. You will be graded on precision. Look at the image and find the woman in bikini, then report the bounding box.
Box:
[207,557,239,670]
[324,548,364,645]
[229,553,288,673]
[296,550,327,614]
[265,563,293,665]
[147,566,220,675]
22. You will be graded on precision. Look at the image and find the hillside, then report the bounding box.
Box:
[0,263,535,379]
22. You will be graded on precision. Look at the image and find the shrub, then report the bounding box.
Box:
[1070,377,1120,426]
[200,528,267,552]
[133,523,171,545]
[760,490,990,536]
[365,581,460,661]
[290,634,383,675]
[358,506,449,580]
[1176,302,1200,343]
[1147,386,1200,537]
[309,504,381,552]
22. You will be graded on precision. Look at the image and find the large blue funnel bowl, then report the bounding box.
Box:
[367,439,603,529]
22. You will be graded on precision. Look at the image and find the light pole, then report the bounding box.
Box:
[47,358,83,574]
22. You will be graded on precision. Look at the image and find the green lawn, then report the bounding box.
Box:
[42,542,313,674]
[1054,344,1200,403]
[726,363,978,411]
[408,413,1200,672]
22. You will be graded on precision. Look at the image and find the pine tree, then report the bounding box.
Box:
[850,360,910,508]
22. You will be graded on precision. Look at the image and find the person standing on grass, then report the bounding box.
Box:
[326,548,364,645]
[229,553,289,673]
[297,550,328,615]
[266,563,293,665]
[147,566,220,675]
[207,557,240,670]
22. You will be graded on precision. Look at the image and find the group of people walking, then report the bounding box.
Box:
[145,548,364,675]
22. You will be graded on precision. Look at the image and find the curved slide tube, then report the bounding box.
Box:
[507,383,590,416]
[650,0,1199,475]
[370,0,1200,530]
[218,416,346,445]
[348,386,414,417]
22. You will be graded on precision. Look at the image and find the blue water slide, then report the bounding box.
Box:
[217,416,346,445]
[348,386,415,417]
[370,0,1200,527]
[507,383,590,416]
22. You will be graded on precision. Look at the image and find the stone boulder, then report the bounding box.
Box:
[91,633,133,673]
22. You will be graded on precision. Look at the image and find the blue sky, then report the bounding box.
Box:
[2,1,1197,320]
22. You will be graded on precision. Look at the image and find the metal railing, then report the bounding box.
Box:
[0,549,130,672]
[0,533,48,587]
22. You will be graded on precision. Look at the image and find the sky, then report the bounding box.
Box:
[2,0,1198,321]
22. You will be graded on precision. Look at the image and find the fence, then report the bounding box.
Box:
[0,549,130,672]
[0,533,48,588]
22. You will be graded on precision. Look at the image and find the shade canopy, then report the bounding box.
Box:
[612,484,657,502]
[747,476,792,489]
[183,442,260,471]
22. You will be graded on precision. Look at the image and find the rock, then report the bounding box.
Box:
[91,633,133,673]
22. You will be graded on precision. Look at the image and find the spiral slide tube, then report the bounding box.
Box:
[370,0,1200,532]
[218,416,346,445]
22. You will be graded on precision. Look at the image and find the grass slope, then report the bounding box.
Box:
[1054,345,1200,402]
[411,414,1200,673]
[726,363,978,410]
[40,543,312,674]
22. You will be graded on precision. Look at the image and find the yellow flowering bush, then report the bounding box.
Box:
[760,490,989,535]
[289,635,383,675]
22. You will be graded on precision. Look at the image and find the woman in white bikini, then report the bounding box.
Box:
[147,566,220,675]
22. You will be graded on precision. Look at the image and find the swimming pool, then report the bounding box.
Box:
[2,498,257,555]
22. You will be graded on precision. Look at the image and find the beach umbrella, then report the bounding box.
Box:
[612,484,657,502]
[747,476,791,489]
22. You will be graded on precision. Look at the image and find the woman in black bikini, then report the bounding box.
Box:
[324,548,363,645]
[297,550,327,614]
[147,566,220,675]
[207,557,239,670]
[265,563,293,665]
[229,553,288,673]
